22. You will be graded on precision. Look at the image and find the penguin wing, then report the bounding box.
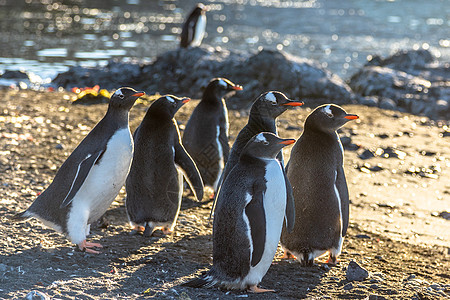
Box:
[283,165,295,233]
[60,148,105,208]
[219,125,230,165]
[336,166,350,236]
[245,180,267,267]
[174,141,204,201]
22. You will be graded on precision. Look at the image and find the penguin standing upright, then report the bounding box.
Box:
[182,78,242,191]
[180,3,207,48]
[210,91,303,218]
[280,104,359,266]
[125,95,204,237]
[183,132,295,292]
[12,88,145,253]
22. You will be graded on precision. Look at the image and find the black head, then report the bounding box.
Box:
[109,87,145,110]
[148,95,190,119]
[204,77,243,101]
[242,132,295,159]
[193,3,207,15]
[250,91,304,120]
[305,104,359,133]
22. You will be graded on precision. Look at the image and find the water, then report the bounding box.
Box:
[0,0,448,85]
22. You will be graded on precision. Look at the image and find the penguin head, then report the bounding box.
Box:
[204,78,243,100]
[242,132,295,159]
[149,95,190,119]
[252,91,304,119]
[193,3,208,15]
[109,87,145,110]
[305,104,359,132]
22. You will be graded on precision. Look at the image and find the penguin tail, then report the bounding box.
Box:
[10,210,31,222]
[181,271,217,289]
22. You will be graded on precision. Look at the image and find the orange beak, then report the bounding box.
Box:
[232,85,243,91]
[283,101,304,107]
[344,114,359,120]
[279,139,296,145]
[132,92,145,97]
[182,98,191,104]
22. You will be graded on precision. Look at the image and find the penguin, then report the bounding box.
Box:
[125,95,204,237]
[12,87,145,253]
[210,91,304,219]
[182,132,295,292]
[280,104,359,266]
[180,3,207,48]
[182,78,243,191]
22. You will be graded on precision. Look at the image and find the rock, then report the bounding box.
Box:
[1,70,30,79]
[355,234,370,239]
[52,46,355,109]
[346,260,369,282]
[368,295,387,300]
[358,149,375,160]
[359,96,379,107]
[436,99,449,114]
[379,98,397,110]
[438,211,450,220]
[24,290,50,300]
[343,282,354,290]
[55,143,64,150]
[366,49,434,71]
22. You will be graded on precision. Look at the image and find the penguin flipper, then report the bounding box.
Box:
[245,182,266,267]
[174,142,204,201]
[219,126,230,165]
[336,166,350,236]
[60,149,105,208]
[283,168,295,233]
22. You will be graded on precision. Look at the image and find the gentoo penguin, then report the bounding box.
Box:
[180,3,207,48]
[183,132,295,292]
[182,78,243,191]
[125,95,204,237]
[12,87,145,253]
[280,104,359,266]
[210,91,303,219]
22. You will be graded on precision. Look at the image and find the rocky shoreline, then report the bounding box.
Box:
[1,47,449,120]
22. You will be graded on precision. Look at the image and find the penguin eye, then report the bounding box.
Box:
[263,141,269,145]
[325,113,333,118]
[118,94,124,99]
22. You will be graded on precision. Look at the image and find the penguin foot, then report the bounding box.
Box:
[162,227,174,235]
[300,257,315,267]
[247,285,275,293]
[143,223,155,237]
[281,251,296,259]
[129,225,145,235]
[78,240,103,254]
[326,255,339,265]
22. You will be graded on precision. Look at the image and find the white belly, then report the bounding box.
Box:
[213,125,225,190]
[244,160,287,286]
[191,15,206,47]
[67,128,133,244]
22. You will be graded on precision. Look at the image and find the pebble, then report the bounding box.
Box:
[343,282,354,290]
[55,143,64,150]
[368,295,387,300]
[355,234,370,239]
[346,260,369,282]
[379,98,397,110]
[358,149,375,160]
[24,290,50,300]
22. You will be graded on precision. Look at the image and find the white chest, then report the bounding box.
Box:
[192,15,206,47]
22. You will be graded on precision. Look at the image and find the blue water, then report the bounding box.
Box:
[0,0,448,85]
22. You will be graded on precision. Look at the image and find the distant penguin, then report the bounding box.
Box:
[12,88,145,253]
[125,95,204,237]
[182,78,243,191]
[280,104,359,266]
[183,132,295,292]
[180,3,207,48]
[210,91,303,218]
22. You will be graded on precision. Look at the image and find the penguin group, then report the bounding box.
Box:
[11,2,361,295]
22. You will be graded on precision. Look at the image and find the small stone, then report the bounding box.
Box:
[436,99,449,114]
[55,144,64,150]
[355,234,370,239]
[368,295,387,300]
[359,149,375,160]
[343,282,354,290]
[430,283,442,291]
[438,211,450,220]
[346,260,369,282]
[379,98,397,110]
[340,136,352,146]
[370,284,380,289]
[406,274,416,281]
[24,290,50,300]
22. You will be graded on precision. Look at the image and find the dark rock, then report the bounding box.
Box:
[368,294,387,300]
[55,144,64,150]
[53,46,355,109]
[379,98,397,110]
[366,49,433,71]
[358,149,375,160]
[1,70,30,79]
[438,211,450,220]
[346,260,369,282]
[355,234,370,239]
[377,133,389,139]
[359,96,379,107]
[343,282,354,290]
[435,99,449,114]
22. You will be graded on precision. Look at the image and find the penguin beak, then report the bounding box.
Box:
[282,100,304,107]
[279,139,296,145]
[182,98,191,104]
[231,85,243,91]
[344,114,359,120]
[132,92,145,97]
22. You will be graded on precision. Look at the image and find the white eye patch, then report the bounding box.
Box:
[254,133,268,143]
[265,92,277,104]
[323,105,333,117]
[113,89,123,97]
[166,96,175,103]
[218,79,227,88]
